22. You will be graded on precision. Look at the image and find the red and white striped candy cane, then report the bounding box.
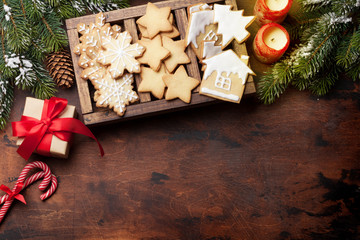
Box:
[0,161,58,224]
[17,161,52,191]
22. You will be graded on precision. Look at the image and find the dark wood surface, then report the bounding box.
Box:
[0,0,359,239]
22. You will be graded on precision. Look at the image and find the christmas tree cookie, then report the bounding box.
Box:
[213,4,255,49]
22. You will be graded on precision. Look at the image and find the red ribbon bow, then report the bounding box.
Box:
[0,183,26,204]
[12,97,104,160]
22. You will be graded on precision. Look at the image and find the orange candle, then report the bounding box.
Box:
[253,23,290,64]
[254,0,293,25]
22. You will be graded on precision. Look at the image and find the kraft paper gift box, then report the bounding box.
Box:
[16,97,77,158]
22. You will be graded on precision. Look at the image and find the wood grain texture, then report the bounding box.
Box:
[2,0,359,239]
[67,28,93,114]
[124,18,152,103]
[1,77,359,240]
[174,8,201,92]
[65,0,220,29]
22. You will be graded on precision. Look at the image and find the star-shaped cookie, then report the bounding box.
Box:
[162,36,190,73]
[138,65,167,99]
[97,31,145,78]
[136,2,173,39]
[137,35,170,71]
[213,4,255,49]
[138,13,180,39]
[163,65,200,103]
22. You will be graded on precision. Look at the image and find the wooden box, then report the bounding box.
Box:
[65,0,256,126]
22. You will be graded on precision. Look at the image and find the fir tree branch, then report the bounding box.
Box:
[257,61,294,104]
[19,0,26,19]
[0,77,13,130]
[307,34,332,66]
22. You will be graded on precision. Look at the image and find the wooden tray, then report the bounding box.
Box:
[65,0,256,126]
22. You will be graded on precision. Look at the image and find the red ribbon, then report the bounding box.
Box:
[12,97,104,160]
[0,183,26,204]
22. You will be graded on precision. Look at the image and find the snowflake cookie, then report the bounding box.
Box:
[97,31,145,79]
[93,73,138,116]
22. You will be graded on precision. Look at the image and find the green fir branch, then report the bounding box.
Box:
[336,29,360,68]
[38,11,68,52]
[1,1,31,52]
[0,77,13,129]
[32,64,56,99]
[257,61,294,104]
[0,0,132,129]
[309,70,338,96]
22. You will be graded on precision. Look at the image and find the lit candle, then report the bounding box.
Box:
[254,0,293,25]
[253,23,290,64]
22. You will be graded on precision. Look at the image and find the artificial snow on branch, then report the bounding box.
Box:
[0,0,129,130]
[258,0,359,104]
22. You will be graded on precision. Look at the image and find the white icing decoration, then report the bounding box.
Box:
[201,87,239,102]
[202,41,222,59]
[78,23,86,33]
[97,31,144,78]
[186,10,214,48]
[213,4,255,48]
[189,3,212,14]
[241,55,249,61]
[215,75,231,91]
[95,74,138,114]
[203,30,218,41]
[97,15,106,27]
[202,50,254,85]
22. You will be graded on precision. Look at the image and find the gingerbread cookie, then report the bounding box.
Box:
[200,40,222,60]
[97,31,145,78]
[187,2,212,16]
[213,4,255,49]
[185,10,222,59]
[93,73,138,116]
[138,64,167,99]
[199,50,255,103]
[80,59,107,84]
[138,13,180,39]
[162,36,190,73]
[163,65,199,103]
[78,53,92,68]
[136,2,173,39]
[137,35,170,71]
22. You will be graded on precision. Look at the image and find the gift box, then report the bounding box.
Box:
[12,97,104,160]
[16,97,76,158]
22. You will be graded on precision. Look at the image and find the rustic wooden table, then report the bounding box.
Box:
[0,0,359,239]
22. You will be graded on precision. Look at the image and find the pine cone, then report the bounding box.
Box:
[46,49,75,88]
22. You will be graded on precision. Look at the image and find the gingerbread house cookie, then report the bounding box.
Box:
[199,50,255,103]
[185,9,222,59]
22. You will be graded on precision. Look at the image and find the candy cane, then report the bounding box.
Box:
[18,161,52,191]
[0,172,58,204]
[0,161,58,224]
